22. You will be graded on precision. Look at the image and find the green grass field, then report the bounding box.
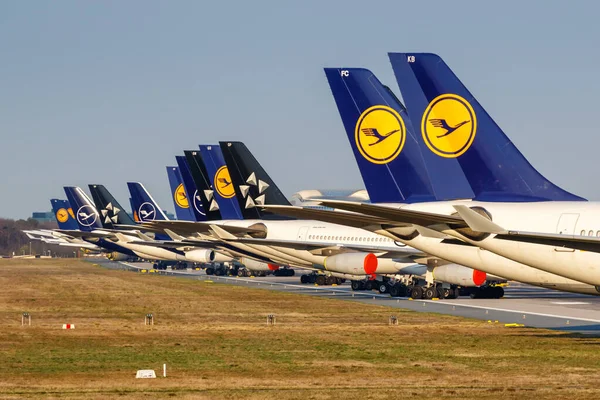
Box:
[0,259,599,399]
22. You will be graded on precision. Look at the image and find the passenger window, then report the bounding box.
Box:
[590,230,594,237]
[581,230,586,236]
[597,231,600,237]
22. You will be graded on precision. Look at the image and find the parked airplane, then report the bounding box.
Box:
[292,62,600,295]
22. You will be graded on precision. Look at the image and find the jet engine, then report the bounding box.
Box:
[324,252,378,276]
[432,264,486,287]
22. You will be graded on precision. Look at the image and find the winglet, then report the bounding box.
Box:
[164,229,186,241]
[453,205,506,234]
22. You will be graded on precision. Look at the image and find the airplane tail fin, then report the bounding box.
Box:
[388,52,584,202]
[175,155,208,222]
[183,150,223,221]
[63,187,103,231]
[198,144,243,220]
[50,199,79,230]
[88,184,136,228]
[324,67,473,203]
[127,182,169,222]
[219,141,291,220]
[166,166,195,221]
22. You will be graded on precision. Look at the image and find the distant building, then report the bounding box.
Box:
[31,211,55,223]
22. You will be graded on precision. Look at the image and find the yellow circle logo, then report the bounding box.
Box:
[174,183,189,208]
[56,208,69,223]
[421,94,477,158]
[67,208,75,219]
[355,106,405,164]
[214,166,235,198]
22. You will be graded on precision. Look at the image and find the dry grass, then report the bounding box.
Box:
[0,259,599,399]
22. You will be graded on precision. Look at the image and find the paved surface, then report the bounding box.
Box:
[93,259,600,334]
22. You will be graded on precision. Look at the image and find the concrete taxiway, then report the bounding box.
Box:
[96,260,600,334]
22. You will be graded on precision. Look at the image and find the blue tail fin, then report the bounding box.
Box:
[183,150,223,221]
[219,141,290,220]
[175,155,207,221]
[127,182,169,222]
[166,166,195,221]
[324,67,473,203]
[199,144,243,220]
[64,187,103,232]
[50,199,79,230]
[88,184,136,228]
[388,53,584,202]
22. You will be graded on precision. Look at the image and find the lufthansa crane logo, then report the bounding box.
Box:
[355,105,405,164]
[421,94,477,158]
[76,205,98,227]
[138,202,156,222]
[56,208,69,223]
[174,183,189,208]
[214,166,235,199]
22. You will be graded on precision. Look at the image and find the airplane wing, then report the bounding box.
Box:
[453,205,600,253]
[259,204,406,228]
[54,229,116,239]
[318,200,466,227]
[138,220,265,237]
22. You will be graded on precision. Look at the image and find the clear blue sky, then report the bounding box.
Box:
[1,0,599,219]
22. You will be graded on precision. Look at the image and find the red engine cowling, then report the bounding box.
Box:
[324,253,378,277]
[432,264,486,287]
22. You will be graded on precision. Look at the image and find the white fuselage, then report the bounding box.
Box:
[213,219,429,276]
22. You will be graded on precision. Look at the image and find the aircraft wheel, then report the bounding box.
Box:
[378,283,389,294]
[315,275,326,285]
[410,286,423,299]
[437,286,446,298]
[351,280,362,291]
[494,286,505,298]
[425,287,437,299]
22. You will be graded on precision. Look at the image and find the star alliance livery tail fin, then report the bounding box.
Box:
[199,144,243,220]
[50,199,78,230]
[183,150,223,221]
[166,166,195,221]
[64,187,103,232]
[324,67,472,203]
[88,184,136,228]
[388,52,584,202]
[219,141,291,220]
[127,182,169,222]
[175,155,207,222]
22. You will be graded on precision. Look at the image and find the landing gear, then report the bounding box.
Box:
[273,268,295,277]
[377,281,389,294]
[410,286,424,299]
[301,272,345,285]
[468,285,504,299]
[351,280,364,290]
[424,286,437,299]
[389,283,407,297]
